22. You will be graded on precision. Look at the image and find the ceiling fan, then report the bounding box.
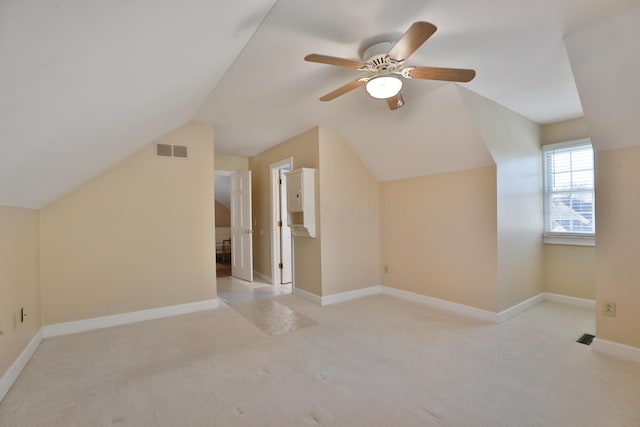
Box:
[305,22,475,110]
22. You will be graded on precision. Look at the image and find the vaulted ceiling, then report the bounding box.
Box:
[2,0,639,208]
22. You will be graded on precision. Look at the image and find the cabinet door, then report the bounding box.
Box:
[286,172,303,212]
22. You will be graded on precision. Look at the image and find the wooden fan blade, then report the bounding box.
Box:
[408,66,476,82]
[304,54,365,69]
[388,22,437,61]
[386,92,405,110]
[319,79,367,101]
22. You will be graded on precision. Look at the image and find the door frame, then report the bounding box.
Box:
[270,157,293,287]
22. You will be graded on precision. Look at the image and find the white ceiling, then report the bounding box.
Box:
[0,0,276,208]
[2,0,639,208]
[565,5,640,151]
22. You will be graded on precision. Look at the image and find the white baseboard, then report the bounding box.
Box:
[497,293,546,323]
[293,285,596,325]
[43,299,219,338]
[0,328,43,403]
[253,271,272,284]
[543,293,596,310]
[292,287,322,305]
[381,286,499,323]
[321,286,382,306]
[379,289,595,324]
[592,338,640,363]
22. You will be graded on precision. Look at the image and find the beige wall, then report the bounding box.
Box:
[541,117,589,145]
[215,154,248,172]
[318,127,380,295]
[459,87,544,310]
[495,158,544,311]
[0,206,41,379]
[543,245,595,300]
[540,117,596,300]
[250,126,380,297]
[215,200,231,227]
[40,121,216,324]
[595,145,640,348]
[249,128,322,295]
[381,166,499,311]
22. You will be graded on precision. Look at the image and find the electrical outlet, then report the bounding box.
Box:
[603,301,616,317]
[12,312,17,330]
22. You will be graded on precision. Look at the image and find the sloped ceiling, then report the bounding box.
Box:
[214,174,231,209]
[198,0,638,180]
[340,84,493,182]
[0,0,276,208]
[2,0,639,208]
[565,5,640,151]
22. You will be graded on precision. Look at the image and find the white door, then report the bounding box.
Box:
[279,169,293,284]
[231,171,253,281]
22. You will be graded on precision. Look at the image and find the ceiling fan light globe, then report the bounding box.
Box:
[365,76,403,99]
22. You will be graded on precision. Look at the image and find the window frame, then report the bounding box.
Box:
[542,138,595,246]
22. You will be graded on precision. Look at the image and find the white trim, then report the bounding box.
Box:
[381,286,499,323]
[0,328,43,403]
[321,286,382,306]
[543,235,595,246]
[592,338,640,363]
[293,285,597,325]
[253,271,272,284]
[269,157,293,289]
[43,299,218,338]
[542,139,595,238]
[544,292,596,309]
[292,287,322,305]
[497,293,546,323]
[542,138,591,150]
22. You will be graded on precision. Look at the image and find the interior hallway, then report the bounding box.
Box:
[1,288,638,426]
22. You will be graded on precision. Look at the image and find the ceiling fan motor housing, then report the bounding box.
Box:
[361,42,404,74]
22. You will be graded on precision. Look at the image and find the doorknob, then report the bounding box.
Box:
[245,229,254,234]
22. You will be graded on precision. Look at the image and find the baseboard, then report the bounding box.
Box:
[592,338,640,363]
[253,271,272,284]
[0,328,43,403]
[321,286,382,306]
[381,286,499,323]
[43,299,219,338]
[497,293,546,323]
[379,289,594,324]
[308,286,595,324]
[292,287,322,305]
[543,293,596,310]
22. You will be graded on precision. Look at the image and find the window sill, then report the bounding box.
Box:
[543,235,595,247]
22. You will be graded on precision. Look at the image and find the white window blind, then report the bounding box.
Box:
[543,140,595,236]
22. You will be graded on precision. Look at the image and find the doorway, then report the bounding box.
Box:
[214,170,233,278]
[270,158,293,287]
[215,169,254,281]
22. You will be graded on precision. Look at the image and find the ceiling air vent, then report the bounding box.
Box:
[172,145,188,158]
[155,143,189,159]
[156,143,173,157]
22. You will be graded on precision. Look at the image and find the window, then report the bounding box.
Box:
[543,139,595,245]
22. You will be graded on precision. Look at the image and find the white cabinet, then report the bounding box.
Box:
[285,168,316,238]
[287,169,303,212]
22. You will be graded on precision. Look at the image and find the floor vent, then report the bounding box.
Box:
[577,333,595,345]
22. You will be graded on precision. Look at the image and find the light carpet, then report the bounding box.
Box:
[1,293,639,426]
